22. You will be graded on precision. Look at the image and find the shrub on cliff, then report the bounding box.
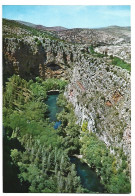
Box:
[37,40,42,46]
[82,120,88,132]
[34,37,38,42]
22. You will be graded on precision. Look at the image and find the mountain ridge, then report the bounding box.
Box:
[3,18,130,32]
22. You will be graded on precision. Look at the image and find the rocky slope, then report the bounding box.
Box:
[15,19,131,63]
[15,20,131,61]
[55,26,131,63]
[55,26,130,44]
[65,54,131,166]
[3,19,75,80]
[16,20,68,32]
[3,19,131,171]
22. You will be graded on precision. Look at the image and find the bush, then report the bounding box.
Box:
[89,45,95,54]
[37,40,42,46]
[34,38,38,42]
[105,67,110,72]
[110,55,113,59]
[89,45,106,58]
[82,120,88,132]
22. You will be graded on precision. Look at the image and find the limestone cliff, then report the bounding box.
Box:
[64,55,130,167]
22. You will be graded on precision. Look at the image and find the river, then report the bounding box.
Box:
[70,156,105,193]
[46,93,105,193]
[46,92,62,129]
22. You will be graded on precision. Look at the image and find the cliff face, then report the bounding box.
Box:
[3,36,90,81]
[3,37,70,80]
[3,19,131,168]
[64,55,131,166]
[3,19,77,80]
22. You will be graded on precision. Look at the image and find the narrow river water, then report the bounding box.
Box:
[70,156,105,193]
[46,93,105,193]
[45,92,62,128]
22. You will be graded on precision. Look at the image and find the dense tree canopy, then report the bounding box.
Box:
[3,74,131,193]
[80,132,131,193]
[3,75,84,193]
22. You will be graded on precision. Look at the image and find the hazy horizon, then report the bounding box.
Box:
[3,17,131,29]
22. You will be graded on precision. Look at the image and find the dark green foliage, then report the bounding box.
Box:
[105,66,110,72]
[29,82,47,101]
[110,55,113,59]
[42,78,68,92]
[3,75,31,109]
[37,40,42,46]
[80,133,131,193]
[89,45,106,58]
[3,130,30,193]
[3,75,84,193]
[56,93,67,107]
[57,94,81,155]
[34,38,38,42]
[12,135,81,193]
[89,45,95,54]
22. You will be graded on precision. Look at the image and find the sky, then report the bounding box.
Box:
[2,5,131,28]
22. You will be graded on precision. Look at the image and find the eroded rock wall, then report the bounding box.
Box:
[64,54,131,166]
[3,37,86,80]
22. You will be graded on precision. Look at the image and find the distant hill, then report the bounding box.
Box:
[3,18,131,49]
[16,20,37,28]
[16,20,68,32]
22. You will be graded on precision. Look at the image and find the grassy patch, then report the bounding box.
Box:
[89,45,131,72]
[89,45,106,58]
[111,56,131,72]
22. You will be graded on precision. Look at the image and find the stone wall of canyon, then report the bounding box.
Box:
[3,35,131,170]
[64,54,130,167]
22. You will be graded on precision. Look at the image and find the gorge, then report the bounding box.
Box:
[3,18,131,193]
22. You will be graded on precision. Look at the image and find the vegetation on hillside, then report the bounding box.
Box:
[3,19,64,42]
[89,45,106,58]
[80,131,131,193]
[89,45,131,72]
[110,56,131,72]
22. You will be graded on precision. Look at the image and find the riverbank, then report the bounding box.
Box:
[70,156,105,193]
[46,92,105,193]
